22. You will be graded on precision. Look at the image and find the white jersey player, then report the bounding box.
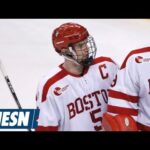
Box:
[35,22,118,131]
[102,47,150,131]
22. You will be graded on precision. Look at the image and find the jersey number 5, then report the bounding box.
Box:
[90,108,102,131]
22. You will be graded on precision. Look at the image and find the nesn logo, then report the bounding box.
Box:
[0,109,39,129]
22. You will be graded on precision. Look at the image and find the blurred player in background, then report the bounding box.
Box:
[35,22,118,131]
[102,47,150,131]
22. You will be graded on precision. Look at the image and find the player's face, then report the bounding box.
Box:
[73,39,89,62]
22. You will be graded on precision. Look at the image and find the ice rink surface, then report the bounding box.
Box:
[0,19,150,109]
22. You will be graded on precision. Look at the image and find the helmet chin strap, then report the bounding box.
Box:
[62,46,93,67]
[61,54,81,66]
[61,46,81,66]
[61,46,94,68]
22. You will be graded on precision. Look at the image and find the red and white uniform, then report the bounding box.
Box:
[36,57,118,131]
[107,47,150,131]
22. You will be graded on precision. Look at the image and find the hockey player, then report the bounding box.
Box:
[35,22,118,131]
[102,47,150,131]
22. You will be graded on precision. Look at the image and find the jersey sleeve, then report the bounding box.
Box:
[35,80,60,131]
[107,55,139,121]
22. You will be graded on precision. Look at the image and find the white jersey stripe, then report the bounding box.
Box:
[108,97,138,109]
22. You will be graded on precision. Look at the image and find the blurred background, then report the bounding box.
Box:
[0,19,150,109]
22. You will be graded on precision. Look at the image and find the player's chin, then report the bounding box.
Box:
[83,56,88,60]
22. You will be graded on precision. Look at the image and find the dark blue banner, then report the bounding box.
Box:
[0,109,39,129]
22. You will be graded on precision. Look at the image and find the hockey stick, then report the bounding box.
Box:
[0,59,22,109]
[0,59,32,131]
